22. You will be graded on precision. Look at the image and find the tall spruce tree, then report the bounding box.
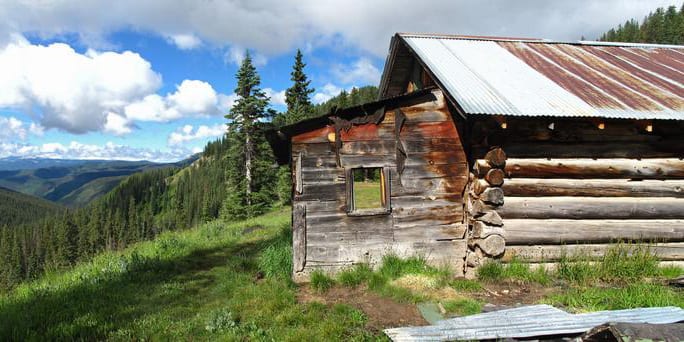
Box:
[222,51,276,219]
[284,49,315,125]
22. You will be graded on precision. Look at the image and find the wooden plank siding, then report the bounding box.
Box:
[290,89,469,280]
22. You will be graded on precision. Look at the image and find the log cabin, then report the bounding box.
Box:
[267,33,684,280]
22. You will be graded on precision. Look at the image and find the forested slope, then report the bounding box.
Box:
[598,3,684,44]
[0,187,64,227]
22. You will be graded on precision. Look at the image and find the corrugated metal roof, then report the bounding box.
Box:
[395,33,684,120]
[384,304,684,341]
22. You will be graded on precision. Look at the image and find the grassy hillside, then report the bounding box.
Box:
[0,209,380,340]
[0,187,64,227]
[0,207,681,340]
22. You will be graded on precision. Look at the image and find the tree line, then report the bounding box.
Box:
[0,49,378,290]
[598,3,684,44]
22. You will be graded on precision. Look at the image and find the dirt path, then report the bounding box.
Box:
[297,285,427,332]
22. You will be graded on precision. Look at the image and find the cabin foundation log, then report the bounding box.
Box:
[502,242,684,263]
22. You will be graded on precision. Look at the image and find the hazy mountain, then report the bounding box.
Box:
[0,156,198,207]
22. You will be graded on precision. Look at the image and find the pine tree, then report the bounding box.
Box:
[223,51,276,219]
[284,49,315,125]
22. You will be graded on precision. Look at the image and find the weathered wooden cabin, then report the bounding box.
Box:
[268,33,684,280]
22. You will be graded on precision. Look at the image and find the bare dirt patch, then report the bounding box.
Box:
[472,281,556,307]
[297,285,427,331]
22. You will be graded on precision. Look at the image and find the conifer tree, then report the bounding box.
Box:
[284,49,315,125]
[222,51,276,219]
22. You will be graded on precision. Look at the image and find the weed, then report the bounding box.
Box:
[337,264,373,287]
[659,265,684,279]
[476,261,504,281]
[310,270,335,293]
[257,228,293,279]
[597,243,658,281]
[441,298,483,316]
[449,279,482,292]
[205,308,238,333]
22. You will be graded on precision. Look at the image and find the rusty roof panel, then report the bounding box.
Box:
[396,33,684,120]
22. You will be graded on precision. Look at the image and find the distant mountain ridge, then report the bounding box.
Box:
[0,156,199,207]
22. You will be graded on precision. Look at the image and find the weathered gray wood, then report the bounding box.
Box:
[472,221,505,238]
[485,169,505,186]
[503,219,684,245]
[503,158,684,179]
[293,203,306,272]
[499,196,684,219]
[477,211,503,226]
[295,183,345,201]
[293,138,463,156]
[485,148,507,168]
[502,178,684,198]
[475,235,506,256]
[502,242,684,263]
[393,223,467,241]
[480,187,504,205]
[472,179,490,195]
[301,152,465,169]
[467,199,494,217]
[294,152,303,194]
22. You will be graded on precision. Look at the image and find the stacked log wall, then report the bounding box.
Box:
[290,90,469,281]
[470,117,684,269]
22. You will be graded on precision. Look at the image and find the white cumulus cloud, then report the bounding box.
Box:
[264,88,287,107]
[225,46,268,66]
[124,80,221,122]
[0,116,44,141]
[0,35,161,134]
[312,83,342,104]
[167,124,226,146]
[333,58,382,86]
[167,33,202,49]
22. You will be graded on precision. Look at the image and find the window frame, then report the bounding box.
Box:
[345,166,391,216]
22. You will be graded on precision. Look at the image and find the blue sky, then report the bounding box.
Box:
[0,0,677,162]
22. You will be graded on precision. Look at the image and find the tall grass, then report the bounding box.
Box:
[477,258,551,285]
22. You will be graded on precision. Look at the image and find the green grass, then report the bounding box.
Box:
[338,264,374,288]
[310,270,335,293]
[475,243,683,312]
[545,283,684,312]
[331,255,455,305]
[0,207,382,341]
[353,181,383,209]
[477,258,551,285]
[441,298,483,316]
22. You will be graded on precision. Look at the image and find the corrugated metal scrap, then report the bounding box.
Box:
[396,33,684,120]
[383,304,684,341]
